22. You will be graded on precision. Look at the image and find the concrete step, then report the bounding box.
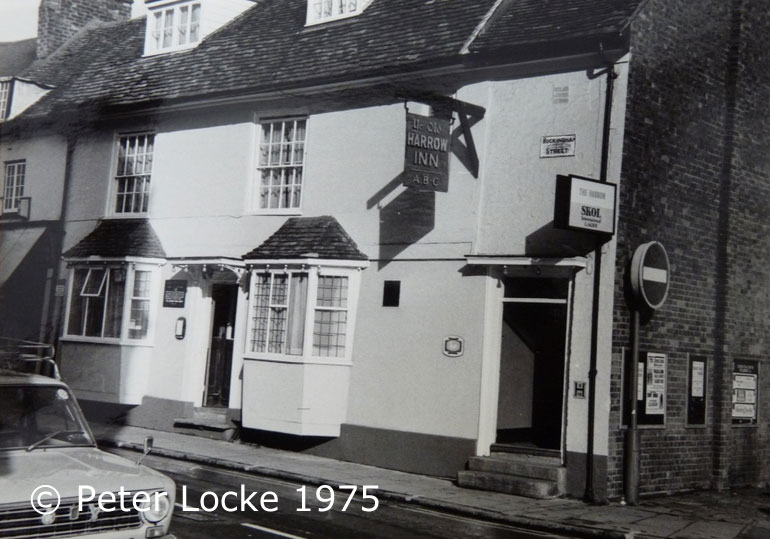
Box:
[489,443,560,458]
[467,453,565,482]
[173,409,237,441]
[457,470,561,499]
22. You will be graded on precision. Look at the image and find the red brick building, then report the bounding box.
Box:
[610,0,770,497]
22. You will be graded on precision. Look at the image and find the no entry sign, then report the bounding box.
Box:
[630,241,670,310]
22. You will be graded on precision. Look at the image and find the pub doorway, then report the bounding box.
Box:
[203,284,238,408]
[495,276,570,452]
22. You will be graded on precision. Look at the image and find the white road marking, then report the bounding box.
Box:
[240,522,307,539]
[642,266,667,283]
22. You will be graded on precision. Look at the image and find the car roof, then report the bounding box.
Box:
[0,369,67,387]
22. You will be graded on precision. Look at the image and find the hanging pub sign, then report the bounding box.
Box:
[554,174,616,235]
[403,112,450,193]
[163,279,187,308]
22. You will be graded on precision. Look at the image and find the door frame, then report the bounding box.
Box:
[475,261,583,459]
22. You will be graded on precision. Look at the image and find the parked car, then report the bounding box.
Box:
[0,341,176,538]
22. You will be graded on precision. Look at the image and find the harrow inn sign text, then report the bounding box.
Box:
[404,112,451,192]
[554,174,617,235]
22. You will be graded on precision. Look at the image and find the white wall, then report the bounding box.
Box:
[0,133,67,221]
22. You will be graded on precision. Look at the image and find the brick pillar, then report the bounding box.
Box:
[36,0,133,59]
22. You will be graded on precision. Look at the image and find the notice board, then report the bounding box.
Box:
[732,359,759,425]
[687,355,707,426]
[623,349,666,427]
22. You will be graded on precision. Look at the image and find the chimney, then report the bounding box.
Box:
[36,0,133,59]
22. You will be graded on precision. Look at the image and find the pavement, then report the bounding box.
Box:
[91,423,770,539]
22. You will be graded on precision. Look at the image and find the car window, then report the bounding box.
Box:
[0,385,94,450]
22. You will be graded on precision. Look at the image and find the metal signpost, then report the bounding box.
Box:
[625,241,670,504]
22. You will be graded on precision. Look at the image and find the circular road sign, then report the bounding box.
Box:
[630,241,670,310]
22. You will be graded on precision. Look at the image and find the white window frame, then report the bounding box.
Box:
[0,80,10,121]
[146,1,202,55]
[305,0,371,25]
[244,264,361,365]
[2,160,26,213]
[111,133,155,217]
[63,262,161,345]
[252,117,308,214]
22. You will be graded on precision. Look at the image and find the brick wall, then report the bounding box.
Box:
[37,0,132,59]
[610,0,770,498]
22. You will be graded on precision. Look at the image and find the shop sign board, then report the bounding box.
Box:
[630,241,670,310]
[554,174,616,235]
[540,134,576,158]
[403,112,450,192]
[163,279,187,308]
[732,359,759,425]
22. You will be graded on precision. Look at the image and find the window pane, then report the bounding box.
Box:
[67,269,88,335]
[286,274,307,355]
[316,276,348,308]
[84,295,106,337]
[104,269,124,338]
[190,4,201,42]
[313,310,347,357]
[250,275,271,352]
[82,268,107,296]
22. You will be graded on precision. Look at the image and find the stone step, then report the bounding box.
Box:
[457,470,561,499]
[468,454,565,482]
[173,413,237,441]
[489,443,561,459]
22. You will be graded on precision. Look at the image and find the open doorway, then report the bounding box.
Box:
[204,284,238,408]
[496,277,570,451]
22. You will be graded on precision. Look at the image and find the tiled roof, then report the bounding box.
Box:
[0,39,37,77]
[63,219,166,259]
[21,21,140,88]
[243,216,368,261]
[14,0,645,121]
[468,0,647,53]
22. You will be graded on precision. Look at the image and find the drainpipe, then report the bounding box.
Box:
[584,60,617,503]
[47,129,77,351]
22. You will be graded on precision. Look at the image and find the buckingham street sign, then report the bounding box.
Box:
[630,241,670,310]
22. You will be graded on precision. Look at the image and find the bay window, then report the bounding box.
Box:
[247,267,357,361]
[66,264,158,342]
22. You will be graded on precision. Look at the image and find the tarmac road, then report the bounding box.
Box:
[117,450,576,539]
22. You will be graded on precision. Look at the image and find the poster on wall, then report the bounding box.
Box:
[687,355,708,425]
[732,360,759,425]
[622,349,666,427]
[645,353,666,415]
[163,280,187,308]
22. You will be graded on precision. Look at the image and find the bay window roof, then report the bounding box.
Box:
[63,219,166,259]
[243,216,368,262]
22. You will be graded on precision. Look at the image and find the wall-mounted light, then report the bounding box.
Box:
[175,317,186,340]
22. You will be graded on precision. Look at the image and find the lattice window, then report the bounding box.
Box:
[114,134,154,214]
[257,118,306,211]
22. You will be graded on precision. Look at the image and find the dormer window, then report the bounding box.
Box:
[306,0,371,25]
[0,81,11,121]
[143,0,254,57]
[147,1,201,54]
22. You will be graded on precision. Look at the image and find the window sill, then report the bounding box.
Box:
[60,336,155,348]
[243,353,351,367]
[247,208,303,216]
